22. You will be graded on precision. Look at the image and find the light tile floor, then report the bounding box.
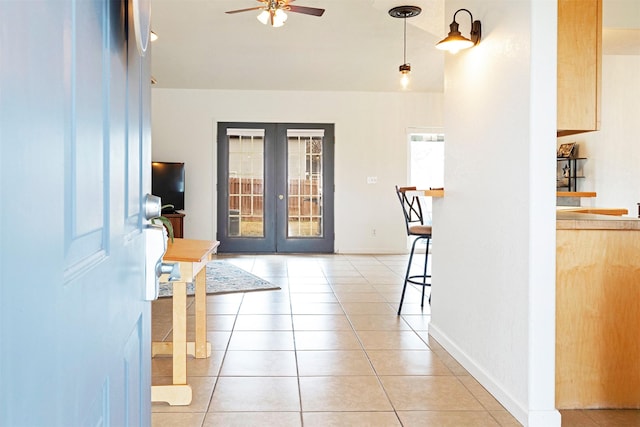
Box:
[151,253,640,427]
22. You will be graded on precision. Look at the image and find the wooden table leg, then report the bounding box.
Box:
[150,384,192,406]
[172,280,187,384]
[151,280,192,406]
[152,264,211,360]
[194,267,210,358]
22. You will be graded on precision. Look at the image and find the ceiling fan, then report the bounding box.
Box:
[226,0,325,27]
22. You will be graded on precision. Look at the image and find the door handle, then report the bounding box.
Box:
[143,193,162,220]
[143,224,167,301]
[278,194,284,200]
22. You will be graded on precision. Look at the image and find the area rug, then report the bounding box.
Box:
[158,260,280,298]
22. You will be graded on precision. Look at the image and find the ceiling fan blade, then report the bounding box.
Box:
[287,5,325,16]
[225,6,263,14]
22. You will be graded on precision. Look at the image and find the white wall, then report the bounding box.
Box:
[428,1,560,426]
[558,54,640,215]
[151,89,443,252]
[150,4,639,425]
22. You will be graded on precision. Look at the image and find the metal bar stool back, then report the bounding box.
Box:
[395,186,432,315]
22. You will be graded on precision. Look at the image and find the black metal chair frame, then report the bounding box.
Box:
[395,186,432,315]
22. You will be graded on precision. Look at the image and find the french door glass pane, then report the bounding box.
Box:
[227,129,264,237]
[287,129,324,238]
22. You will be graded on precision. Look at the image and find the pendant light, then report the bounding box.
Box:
[389,6,421,89]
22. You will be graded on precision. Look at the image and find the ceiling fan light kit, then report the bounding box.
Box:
[257,10,270,24]
[256,7,288,27]
[389,5,421,89]
[226,0,324,28]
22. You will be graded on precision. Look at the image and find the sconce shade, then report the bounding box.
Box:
[436,9,481,54]
[436,22,474,53]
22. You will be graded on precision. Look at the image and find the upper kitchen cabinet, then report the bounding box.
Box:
[557,0,602,136]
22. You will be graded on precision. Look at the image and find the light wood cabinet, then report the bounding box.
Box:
[556,213,640,409]
[557,0,602,136]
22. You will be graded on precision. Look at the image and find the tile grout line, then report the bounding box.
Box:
[201,283,245,423]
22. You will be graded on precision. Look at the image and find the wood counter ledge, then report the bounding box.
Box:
[556,207,628,216]
[556,211,640,230]
[556,191,597,198]
[422,189,444,197]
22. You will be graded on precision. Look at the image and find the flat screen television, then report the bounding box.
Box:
[152,162,185,213]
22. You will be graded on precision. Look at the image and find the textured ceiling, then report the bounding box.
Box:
[150,0,446,92]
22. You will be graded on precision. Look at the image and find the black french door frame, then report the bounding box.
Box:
[217,122,334,253]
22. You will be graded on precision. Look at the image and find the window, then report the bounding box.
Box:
[409,131,444,225]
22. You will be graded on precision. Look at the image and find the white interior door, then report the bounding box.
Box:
[0,2,152,425]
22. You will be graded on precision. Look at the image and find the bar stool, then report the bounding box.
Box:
[395,186,432,315]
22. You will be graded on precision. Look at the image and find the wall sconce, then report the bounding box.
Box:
[389,5,422,89]
[435,8,481,54]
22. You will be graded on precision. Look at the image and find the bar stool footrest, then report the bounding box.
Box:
[407,275,432,286]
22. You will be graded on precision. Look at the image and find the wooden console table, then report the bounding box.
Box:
[151,238,219,406]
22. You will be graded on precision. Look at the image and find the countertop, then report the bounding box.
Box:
[556,206,629,216]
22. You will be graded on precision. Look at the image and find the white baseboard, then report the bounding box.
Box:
[334,248,406,254]
[527,410,562,427]
[428,322,560,427]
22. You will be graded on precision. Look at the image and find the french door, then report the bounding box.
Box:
[217,122,334,253]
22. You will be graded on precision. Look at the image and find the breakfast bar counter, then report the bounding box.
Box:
[556,210,639,229]
[555,212,640,409]
[556,206,629,217]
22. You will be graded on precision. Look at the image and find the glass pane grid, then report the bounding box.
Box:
[287,136,323,238]
[228,135,264,237]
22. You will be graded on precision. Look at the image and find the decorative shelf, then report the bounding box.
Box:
[557,157,588,192]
